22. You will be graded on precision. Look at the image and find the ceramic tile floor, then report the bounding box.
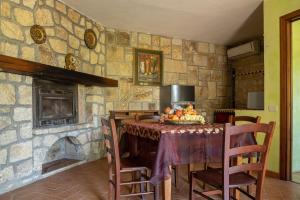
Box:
[1,159,300,200]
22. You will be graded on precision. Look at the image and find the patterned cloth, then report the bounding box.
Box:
[121,120,255,184]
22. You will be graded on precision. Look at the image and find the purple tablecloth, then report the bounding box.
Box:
[122,120,255,184]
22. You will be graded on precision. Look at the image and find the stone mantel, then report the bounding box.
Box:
[0,54,118,87]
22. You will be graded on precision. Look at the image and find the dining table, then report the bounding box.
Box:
[121,119,256,200]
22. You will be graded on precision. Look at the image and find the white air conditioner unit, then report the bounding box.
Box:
[227,40,260,59]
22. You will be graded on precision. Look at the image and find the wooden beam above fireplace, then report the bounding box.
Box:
[0,54,118,87]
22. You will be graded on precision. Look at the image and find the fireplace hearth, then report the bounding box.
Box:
[33,79,78,128]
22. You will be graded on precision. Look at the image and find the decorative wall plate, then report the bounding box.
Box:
[65,53,79,71]
[30,25,47,44]
[84,29,97,49]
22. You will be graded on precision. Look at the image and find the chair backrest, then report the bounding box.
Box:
[136,114,160,122]
[229,115,261,125]
[223,122,275,200]
[101,118,121,181]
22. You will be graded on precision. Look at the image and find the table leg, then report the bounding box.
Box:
[163,166,172,200]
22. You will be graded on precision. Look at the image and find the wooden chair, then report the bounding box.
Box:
[189,121,275,200]
[135,114,161,122]
[101,118,159,200]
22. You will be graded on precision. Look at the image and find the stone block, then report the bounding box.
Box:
[208,55,217,68]
[1,20,24,41]
[107,46,124,62]
[23,0,37,9]
[106,62,132,76]
[49,38,67,54]
[105,102,114,114]
[211,70,223,81]
[69,34,80,49]
[105,88,118,101]
[55,26,68,40]
[14,7,34,26]
[10,141,32,162]
[106,30,116,44]
[80,47,90,62]
[38,44,57,66]
[0,42,18,57]
[130,32,138,47]
[132,86,152,101]
[152,35,160,47]
[61,16,73,33]
[164,72,178,85]
[8,74,22,82]
[0,116,11,130]
[21,46,35,61]
[0,129,17,146]
[216,45,226,55]
[1,1,11,18]
[0,149,7,164]
[198,69,211,81]
[129,102,142,110]
[0,166,14,184]
[43,135,58,147]
[187,66,198,85]
[138,33,151,48]
[217,86,228,97]
[77,133,88,144]
[0,72,6,80]
[16,159,33,178]
[18,85,32,105]
[90,51,98,64]
[35,8,54,26]
[86,95,104,103]
[68,8,80,23]
[20,122,32,139]
[33,148,46,171]
[172,45,183,60]
[195,42,209,53]
[13,107,32,121]
[45,0,54,7]
[193,54,208,66]
[208,82,217,99]
[74,25,84,39]
[55,1,66,14]
[160,37,171,55]
[164,59,187,73]
[117,32,130,46]
[0,83,15,105]
[209,43,215,53]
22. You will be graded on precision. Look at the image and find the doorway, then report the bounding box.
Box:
[292,19,300,183]
[280,9,300,181]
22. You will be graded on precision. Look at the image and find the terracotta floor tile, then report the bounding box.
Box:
[0,159,300,200]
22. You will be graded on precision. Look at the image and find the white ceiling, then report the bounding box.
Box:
[61,0,263,45]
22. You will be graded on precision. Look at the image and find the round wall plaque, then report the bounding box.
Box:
[65,53,79,71]
[30,25,47,44]
[84,29,97,49]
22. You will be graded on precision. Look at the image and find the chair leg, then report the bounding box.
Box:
[173,166,178,188]
[140,169,146,200]
[154,184,160,200]
[189,172,195,200]
[108,181,114,200]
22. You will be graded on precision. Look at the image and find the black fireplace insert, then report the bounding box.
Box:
[33,79,78,128]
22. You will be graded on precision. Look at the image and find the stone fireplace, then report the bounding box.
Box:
[33,79,78,128]
[0,71,106,194]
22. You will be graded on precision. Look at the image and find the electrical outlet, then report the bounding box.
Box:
[268,105,278,112]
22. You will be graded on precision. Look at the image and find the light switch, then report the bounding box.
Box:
[268,105,278,112]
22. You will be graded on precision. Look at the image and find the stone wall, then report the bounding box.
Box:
[0,0,105,194]
[231,52,264,109]
[0,0,231,194]
[104,30,231,121]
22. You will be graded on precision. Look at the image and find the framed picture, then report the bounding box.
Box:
[134,48,163,86]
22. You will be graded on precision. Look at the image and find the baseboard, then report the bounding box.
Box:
[266,170,280,179]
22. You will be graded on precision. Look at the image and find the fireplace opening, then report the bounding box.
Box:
[42,136,85,174]
[33,79,78,128]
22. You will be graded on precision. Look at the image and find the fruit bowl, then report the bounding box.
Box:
[164,119,202,125]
